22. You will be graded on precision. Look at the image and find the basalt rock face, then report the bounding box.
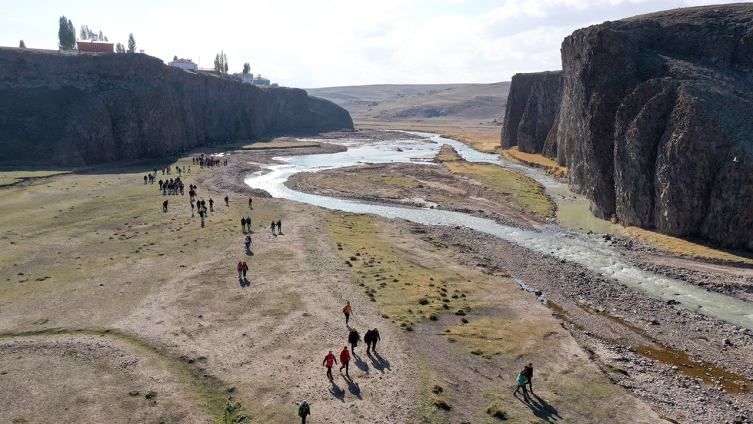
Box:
[500,71,561,156]
[505,4,753,251]
[0,48,353,166]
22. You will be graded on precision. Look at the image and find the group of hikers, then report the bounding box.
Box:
[321,302,382,381]
[193,154,226,168]
[159,177,184,196]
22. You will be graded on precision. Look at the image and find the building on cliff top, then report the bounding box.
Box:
[76,40,114,53]
[232,72,254,83]
[169,58,198,71]
[252,75,270,85]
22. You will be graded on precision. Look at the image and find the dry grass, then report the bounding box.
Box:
[503,149,567,178]
[439,132,501,153]
[624,226,753,265]
[437,147,555,218]
[239,140,319,150]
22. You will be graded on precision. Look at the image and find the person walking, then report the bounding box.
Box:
[513,369,530,401]
[248,197,253,208]
[348,328,360,353]
[277,220,282,234]
[242,262,248,278]
[342,301,352,325]
[271,221,276,235]
[339,346,351,377]
[322,351,337,379]
[224,196,229,206]
[523,363,534,394]
[241,217,246,232]
[371,328,381,353]
[191,202,195,217]
[209,198,214,212]
[246,216,252,232]
[244,236,251,251]
[237,262,243,280]
[298,401,311,424]
[364,329,373,354]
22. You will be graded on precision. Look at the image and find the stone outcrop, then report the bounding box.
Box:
[500,71,562,157]
[0,48,353,166]
[502,4,753,251]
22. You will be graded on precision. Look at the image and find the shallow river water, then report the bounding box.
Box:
[244,133,753,330]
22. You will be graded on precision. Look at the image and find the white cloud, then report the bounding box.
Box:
[0,0,745,87]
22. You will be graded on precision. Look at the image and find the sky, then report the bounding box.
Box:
[0,0,743,88]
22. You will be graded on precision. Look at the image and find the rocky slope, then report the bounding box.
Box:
[0,48,352,165]
[502,4,753,251]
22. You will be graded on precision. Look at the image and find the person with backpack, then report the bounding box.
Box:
[339,346,351,377]
[513,368,529,401]
[298,401,311,424]
[322,351,337,379]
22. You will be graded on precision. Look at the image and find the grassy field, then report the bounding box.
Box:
[437,146,555,219]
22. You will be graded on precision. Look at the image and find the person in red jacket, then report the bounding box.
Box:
[237,262,243,280]
[339,346,351,377]
[322,350,337,379]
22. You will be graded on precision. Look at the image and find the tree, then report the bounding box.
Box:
[80,25,87,40]
[213,51,228,74]
[99,31,103,41]
[128,33,136,52]
[115,42,125,53]
[58,16,76,50]
[104,36,108,42]
[19,40,26,48]
[242,63,250,75]
[174,55,178,61]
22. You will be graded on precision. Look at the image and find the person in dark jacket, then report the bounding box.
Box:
[298,400,311,424]
[371,328,381,353]
[364,329,373,354]
[348,328,360,353]
[241,217,246,232]
[322,351,337,379]
[523,363,533,393]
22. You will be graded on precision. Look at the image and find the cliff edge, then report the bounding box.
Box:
[0,48,353,165]
[502,4,753,251]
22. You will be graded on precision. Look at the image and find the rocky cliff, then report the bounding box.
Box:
[500,71,561,157]
[503,4,753,251]
[0,48,353,165]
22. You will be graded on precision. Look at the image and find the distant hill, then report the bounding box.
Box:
[305,82,510,127]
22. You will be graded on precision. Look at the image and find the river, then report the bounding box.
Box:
[244,132,753,330]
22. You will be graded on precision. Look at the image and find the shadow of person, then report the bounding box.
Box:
[353,352,369,373]
[328,379,345,403]
[523,393,561,423]
[240,278,250,288]
[343,375,362,400]
[369,352,391,372]
[245,250,254,256]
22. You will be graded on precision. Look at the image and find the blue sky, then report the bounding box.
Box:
[0,0,741,88]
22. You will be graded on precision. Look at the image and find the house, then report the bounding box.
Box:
[232,73,254,84]
[252,76,270,85]
[76,40,114,53]
[169,58,198,71]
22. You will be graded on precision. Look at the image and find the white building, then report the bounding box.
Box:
[232,73,254,84]
[168,58,198,71]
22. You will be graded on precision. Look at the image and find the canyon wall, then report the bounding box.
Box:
[502,4,753,250]
[0,48,353,165]
[500,71,561,156]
